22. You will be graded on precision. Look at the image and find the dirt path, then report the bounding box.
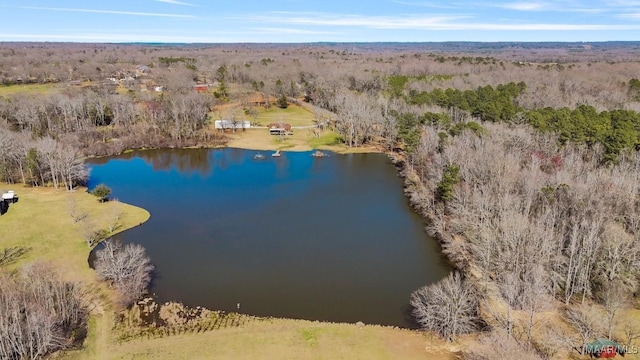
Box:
[93,312,113,360]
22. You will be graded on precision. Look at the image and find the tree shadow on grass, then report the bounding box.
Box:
[0,246,31,267]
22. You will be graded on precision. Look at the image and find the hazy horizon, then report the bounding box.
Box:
[1,0,639,43]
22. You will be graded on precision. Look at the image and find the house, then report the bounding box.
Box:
[268,122,292,135]
[584,339,626,358]
[214,120,251,130]
[135,65,151,77]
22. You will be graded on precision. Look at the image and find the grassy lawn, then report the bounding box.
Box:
[308,132,343,148]
[0,184,149,283]
[252,104,316,127]
[210,103,316,127]
[0,83,60,96]
[62,318,454,360]
[225,128,378,153]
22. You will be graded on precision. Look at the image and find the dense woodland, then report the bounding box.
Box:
[2,42,640,358]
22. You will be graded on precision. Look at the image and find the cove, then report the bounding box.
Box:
[87,148,449,327]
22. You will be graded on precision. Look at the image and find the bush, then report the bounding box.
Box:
[91,183,112,202]
[277,93,288,109]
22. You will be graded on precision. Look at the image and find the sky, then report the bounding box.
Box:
[0,0,639,43]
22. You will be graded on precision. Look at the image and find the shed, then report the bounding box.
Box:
[193,84,209,92]
[1,190,18,204]
[0,199,7,215]
[584,339,626,358]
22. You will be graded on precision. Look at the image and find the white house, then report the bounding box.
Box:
[214,120,251,130]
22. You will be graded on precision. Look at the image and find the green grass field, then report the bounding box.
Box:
[309,132,343,148]
[0,185,149,283]
[252,104,316,126]
[0,83,60,96]
[210,103,316,127]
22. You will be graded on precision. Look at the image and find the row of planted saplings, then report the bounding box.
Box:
[115,298,263,341]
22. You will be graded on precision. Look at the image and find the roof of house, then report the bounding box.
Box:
[268,122,291,130]
[584,339,626,354]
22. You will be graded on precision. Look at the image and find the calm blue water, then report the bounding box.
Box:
[87,148,449,327]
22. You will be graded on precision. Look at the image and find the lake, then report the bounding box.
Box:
[87,148,449,327]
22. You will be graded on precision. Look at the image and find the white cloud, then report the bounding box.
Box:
[391,1,466,9]
[606,0,640,6]
[154,0,196,6]
[242,12,640,31]
[498,2,547,11]
[251,27,338,35]
[246,12,472,29]
[0,32,250,43]
[18,6,195,18]
[494,1,606,13]
[618,12,640,18]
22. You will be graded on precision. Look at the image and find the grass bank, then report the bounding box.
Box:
[224,128,378,153]
[0,184,149,283]
[63,317,455,360]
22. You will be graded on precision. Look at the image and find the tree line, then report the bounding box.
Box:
[406,122,640,357]
[377,81,640,163]
[0,89,224,187]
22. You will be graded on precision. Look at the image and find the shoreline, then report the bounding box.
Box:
[0,151,458,358]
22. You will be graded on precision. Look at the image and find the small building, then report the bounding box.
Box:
[0,199,7,215]
[193,84,209,92]
[1,190,18,204]
[136,65,151,74]
[584,339,626,358]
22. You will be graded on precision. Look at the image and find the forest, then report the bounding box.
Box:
[1,41,640,359]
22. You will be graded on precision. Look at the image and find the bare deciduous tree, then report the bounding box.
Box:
[94,239,154,307]
[410,271,481,341]
[620,317,640,350]
[598,282,628,340]
[0,263,86,360]
[463,330,543,360]
[566,305,601,355]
